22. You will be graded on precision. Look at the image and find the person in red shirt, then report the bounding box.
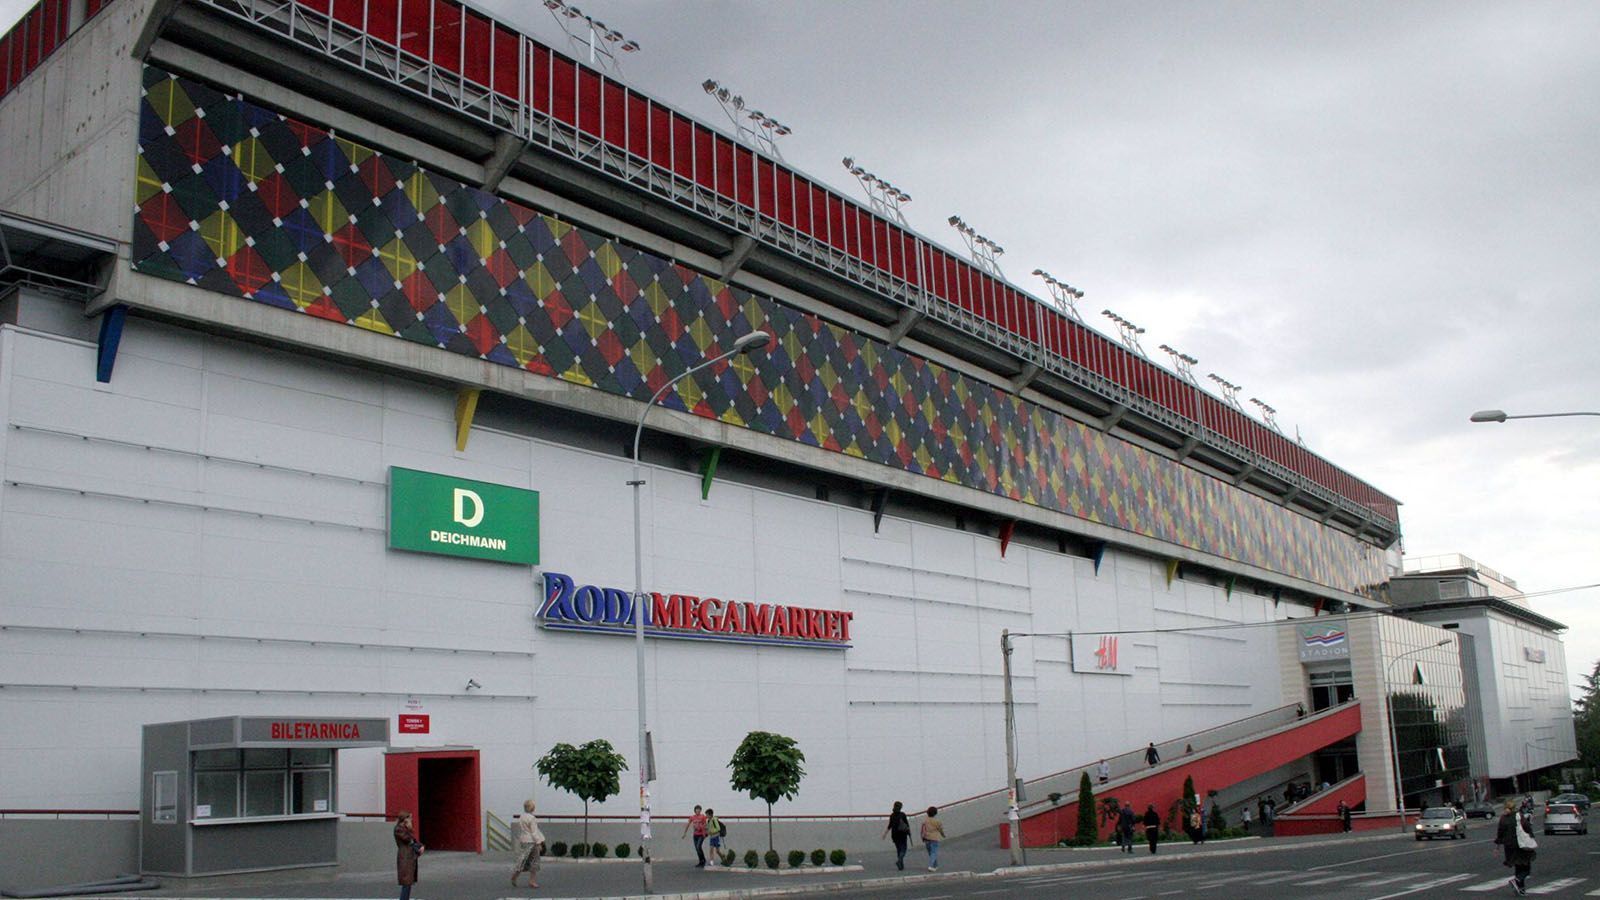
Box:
[681,804,709,867]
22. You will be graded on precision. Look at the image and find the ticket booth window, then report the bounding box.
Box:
[293,769,332,813]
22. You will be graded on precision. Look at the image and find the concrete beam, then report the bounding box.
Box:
[1009,362,1040,394]
[717,234,758,282]
[886,307,923,349]
[1174,435,1200,461]
[1100,404,1128,432]
[480,132,526,194]
[1231,462,1257,487]
[131,0,180,61]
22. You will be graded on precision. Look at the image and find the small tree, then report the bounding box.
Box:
[536,739,628,843]
[729,731,806,851]
[1073,772,1098,845]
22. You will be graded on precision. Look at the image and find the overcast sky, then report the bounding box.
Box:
[5,1,1596,693]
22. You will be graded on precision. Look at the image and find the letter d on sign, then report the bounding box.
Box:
[453,488,484,528]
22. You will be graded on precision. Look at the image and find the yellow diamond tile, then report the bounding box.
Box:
[144,77,196,128]
[135,156,164,205]
[378,237,416,283]
[278,262,322,309]
[467,218,497,261]
[232,137,275,185]
[306,189,350,236]
[198,210,245,261]
[505,325,540,367]
[353,309,394,335]
[594,243,622,279]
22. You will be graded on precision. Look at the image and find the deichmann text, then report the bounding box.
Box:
[539,572,852,648]
[429,529,509,550]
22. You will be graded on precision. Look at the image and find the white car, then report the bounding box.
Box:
[1415,807,1468,840]
[1544,803,1587,835]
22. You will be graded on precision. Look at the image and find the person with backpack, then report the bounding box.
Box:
[882,801,912,870]
[704,808,726,865]
[920,806,946,871]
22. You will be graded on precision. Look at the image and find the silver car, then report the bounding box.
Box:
[1544,803,1587,835]
[1415,806,1468,840]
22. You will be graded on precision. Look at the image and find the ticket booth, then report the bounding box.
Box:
[140,716,389,876]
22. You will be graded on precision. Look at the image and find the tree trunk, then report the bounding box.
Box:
[767,801,774,852]
[583,799,590,844]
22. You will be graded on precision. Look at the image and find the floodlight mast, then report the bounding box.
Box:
[1099,308,1147,357]
[1032,269,1085,323]
[948,215,1005,277]
[842,157,912,226]
[1157,343,1198,386]
[1207,372,1244,411]
[703,79,791,159]
[1249,397,1282,434]
[543,0,639,74]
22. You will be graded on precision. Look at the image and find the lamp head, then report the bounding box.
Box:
[1469,409,1507,423]
[732,330,771,353]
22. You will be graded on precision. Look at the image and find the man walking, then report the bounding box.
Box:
[1145,742,1160,767]
[681,804,708,867]
[1117,802,1137,853]
[1097,758,1110,784]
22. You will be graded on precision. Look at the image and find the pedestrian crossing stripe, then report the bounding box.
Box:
[1528,878,1586,894]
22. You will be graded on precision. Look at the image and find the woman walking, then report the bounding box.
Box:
[920,806,945,871]
[1142,803,1161,854]
[510,798,545,889]
[394,811,423,900]
[1494,798,1536,895]
[882,801,912,870]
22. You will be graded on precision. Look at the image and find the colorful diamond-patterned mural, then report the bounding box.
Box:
[130,66,1389,594]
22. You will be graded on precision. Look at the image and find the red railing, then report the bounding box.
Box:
[1,0,1399,524]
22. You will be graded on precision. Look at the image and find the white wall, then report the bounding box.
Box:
[0,317,1298,822]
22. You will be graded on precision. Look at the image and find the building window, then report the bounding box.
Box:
[191,747,335,819]
[152,771,178,824]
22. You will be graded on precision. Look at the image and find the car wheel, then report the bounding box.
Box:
[1415,836,1422,841]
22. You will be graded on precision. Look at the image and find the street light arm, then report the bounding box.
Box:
[632,331,771,461]
[1470,409,1600,423]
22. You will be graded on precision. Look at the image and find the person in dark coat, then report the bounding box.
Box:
[1494,799,1536,895]
[1337,800,1352,832]
[1144,743,1160,767]
[1117,802,1137,853]
[1142,804,1161,854]
[882,801,912,870]
[394,811,423,900]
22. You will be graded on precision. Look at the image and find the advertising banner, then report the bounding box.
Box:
[388,467,539,564]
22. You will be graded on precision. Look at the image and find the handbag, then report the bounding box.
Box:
[1515,822,1537,850]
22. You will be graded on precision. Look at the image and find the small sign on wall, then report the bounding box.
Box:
[1524,647,1547,663]
[1297,622,1350,662]
[398,714,431,734]
[1071,633,1132,675]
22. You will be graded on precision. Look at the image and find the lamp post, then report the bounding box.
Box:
[1470,409,1600,423]
[1385,638,1451,832]
[629,329,770,893]
[1001,629,1021,865]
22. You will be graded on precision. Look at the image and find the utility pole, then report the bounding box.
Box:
[1002,629,1021,864]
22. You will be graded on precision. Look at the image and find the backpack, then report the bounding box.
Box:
[717,820,728,838]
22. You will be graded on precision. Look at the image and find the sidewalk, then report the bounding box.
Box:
[67,829,1409,900]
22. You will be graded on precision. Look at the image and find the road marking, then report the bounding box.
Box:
[1365,872,1473,899]
[1359,873,1423,886]
[972,890,1010,896]
[1308,842,1481,871]
[1293,872,1366,885]
[1527,878,1586,894]
[1194,870,1294,887]
[1463,879,1516,892]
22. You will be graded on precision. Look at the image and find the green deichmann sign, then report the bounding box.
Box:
[388,467,539,564]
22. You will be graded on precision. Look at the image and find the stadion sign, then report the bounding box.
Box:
[538,571,852,650]
[1298,621,1350,661]
[388,467,539,564]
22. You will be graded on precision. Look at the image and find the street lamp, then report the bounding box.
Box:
[1385,638,1451,832]
[629,329,770,892]
[1470,409,1600,423]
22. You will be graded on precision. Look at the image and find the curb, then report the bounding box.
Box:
[544,870,978,899]
[701,865,865,877]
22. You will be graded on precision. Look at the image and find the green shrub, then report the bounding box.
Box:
[788,849,806,868]
[810,848,826,866]
[764,849,780,869]
[549,841,568,857]
[722,849,735,866]
[569,842,588,858]
[829,849,846,866]
[744,849,760,868]
[590,842,609,858]
[614,842,630,858]
[1072,771,1098,846]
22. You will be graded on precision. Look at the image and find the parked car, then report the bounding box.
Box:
[1550,792,1591,813]
[1415,806,1468,840]
[1543,802,1588,835]
[1463,801,1497,819]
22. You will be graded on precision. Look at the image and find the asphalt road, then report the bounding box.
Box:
[826,822,1599,899]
